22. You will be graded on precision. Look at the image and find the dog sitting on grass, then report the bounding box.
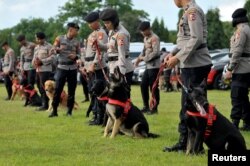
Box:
[10,74,25,100]
[92,67,159,139]
[20,79,42,107]
[185,81,246,155]
[44,80,79,112]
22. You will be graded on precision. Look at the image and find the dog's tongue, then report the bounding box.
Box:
[195,102,207,116]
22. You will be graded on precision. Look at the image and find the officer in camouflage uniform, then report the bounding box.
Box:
[163,0,212,152]
[49,22,81,117]
[16,34,36,87]
[32,32,53,111]
[1,42,16,100]
[135,21,160,115]
[225,8,250,131]
[100,8,134,98]
[83,11,109,125]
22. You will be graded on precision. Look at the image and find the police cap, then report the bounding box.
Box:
[232,8,248,27]
[67,22,80,30]
[35,32,46,39]
[232,8,247,19]
[16,34,25,42]
[84,12,99,23]
[100,8,118,22]
[138,21,150,31]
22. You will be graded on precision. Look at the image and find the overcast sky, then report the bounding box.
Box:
[0,0,246,30]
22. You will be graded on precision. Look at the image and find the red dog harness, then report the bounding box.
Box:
[186,105,217,139]
[23,88,37,98]
[108,98,131,116]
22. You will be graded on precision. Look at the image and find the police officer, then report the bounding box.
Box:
[99,8,134,98]
[16,34,36,87]
[135,21,160,114]
[225,8,250,131]
[163,0,212,152]
[32,32,53,111]
[83,11,108,125]
[49,22,81,117]
[1,42,16,100]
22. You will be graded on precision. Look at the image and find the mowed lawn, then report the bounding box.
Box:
[0,83,249,166]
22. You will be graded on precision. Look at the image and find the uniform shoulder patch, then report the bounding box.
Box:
[151,36,158,45]
[187,8,197,21]
[98,31,104,40]
[235,29,241,40]
[117,34,125,46]
[53,36,60,46]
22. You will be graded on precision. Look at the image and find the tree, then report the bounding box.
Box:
[206,8,227,49]
[244,0,250,19]
[222,21,234,48]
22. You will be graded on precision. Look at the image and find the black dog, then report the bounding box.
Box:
[92,67,158,138]
[20,79,42,107]
[185,81,246,155]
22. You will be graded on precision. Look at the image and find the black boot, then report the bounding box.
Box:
[66,108,72,116]
[232,119,240,129]
[141,106,150,113]
[48,107,58,118]
[163,134,187,152]
[37,95,48,111]
[240,122,250,131]
[89,111,98,125]
[147,107,158,115]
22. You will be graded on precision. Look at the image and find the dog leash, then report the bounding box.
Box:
[149,63,166,110]
[94,40,109,82]
[177,77,207,116]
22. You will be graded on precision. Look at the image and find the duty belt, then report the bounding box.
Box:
[108,55,129,61]
[3,64,9,67]
[85,56,95,62]
[196,43,207,50]
[228,53,250,58]
[59,61,75,65]
[24,59,32,62]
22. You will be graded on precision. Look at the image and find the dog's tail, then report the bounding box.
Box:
[148,133,160,138]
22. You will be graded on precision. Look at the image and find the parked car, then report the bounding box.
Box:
[207,53,230,90]
[131,43,176,84]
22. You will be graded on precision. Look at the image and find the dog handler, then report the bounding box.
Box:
[32,32,53,111]
[225,8,250,131]
[82,11,108,125]
[163,0,212,152]
[48,22,81,117]
[1,42,16,100]
[135,21,160,115]
[99,8,134,98]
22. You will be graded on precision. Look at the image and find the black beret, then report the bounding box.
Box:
[138,21,150,31]
[35,32,46,39]
[1,41,8,47]
[232,8,247,19]
[100,8,118,21]
[67,22,80,30]
[16,34,25,42]
[84,12,99,23]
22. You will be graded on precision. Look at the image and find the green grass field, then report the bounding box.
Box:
[0,83,249,166]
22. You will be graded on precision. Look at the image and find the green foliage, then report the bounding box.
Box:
[0,84,249,165]
[151,18,170,42]
[206,8,227,49]
[244,0,250,19]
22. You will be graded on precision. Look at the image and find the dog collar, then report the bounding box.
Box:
[187,104,217,139]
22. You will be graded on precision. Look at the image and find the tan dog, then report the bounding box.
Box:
[10,75,25,100]
[44,80,79,112]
